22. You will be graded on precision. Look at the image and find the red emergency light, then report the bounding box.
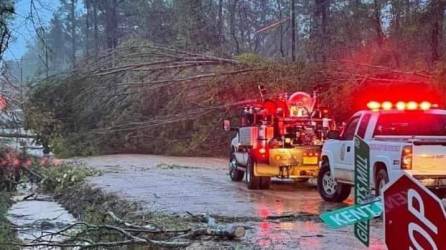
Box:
[351,81,444,115]
[367,101,435,111]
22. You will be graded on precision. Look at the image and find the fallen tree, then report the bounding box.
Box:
[23,40,444,158]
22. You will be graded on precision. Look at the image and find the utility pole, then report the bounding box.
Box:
[290,0,296,62]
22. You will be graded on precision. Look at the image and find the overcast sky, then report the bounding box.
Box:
[5,0,60,61]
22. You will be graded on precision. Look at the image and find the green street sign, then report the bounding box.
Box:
[320,199,383,229]
[354,135,370,247]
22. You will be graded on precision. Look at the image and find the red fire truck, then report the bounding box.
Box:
[224,87,334,189]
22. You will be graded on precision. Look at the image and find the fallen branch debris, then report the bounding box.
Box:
[6,210,247,249]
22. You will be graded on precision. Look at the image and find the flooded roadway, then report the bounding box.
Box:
[76,154,386,249]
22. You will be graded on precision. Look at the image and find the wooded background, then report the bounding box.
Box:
[2,0,446,157]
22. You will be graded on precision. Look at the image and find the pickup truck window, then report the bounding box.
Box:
[341,115,361,140]
[374,113,446,136]
[357,113,371,138]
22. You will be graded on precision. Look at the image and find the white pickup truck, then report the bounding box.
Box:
[318,102,446,202]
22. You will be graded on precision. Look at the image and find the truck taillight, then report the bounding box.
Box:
[401,145,413,170]
[303,151,319,157]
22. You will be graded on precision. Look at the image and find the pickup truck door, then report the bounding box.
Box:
[335,115,361,182]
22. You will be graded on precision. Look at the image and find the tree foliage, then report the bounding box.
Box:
[11,0,446,157]
[0,0,14,61]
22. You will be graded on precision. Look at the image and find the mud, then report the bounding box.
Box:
[75,154,387,249]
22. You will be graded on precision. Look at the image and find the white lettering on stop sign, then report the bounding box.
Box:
[408,189,438,250]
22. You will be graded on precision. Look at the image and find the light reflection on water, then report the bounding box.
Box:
[250,191,385,249]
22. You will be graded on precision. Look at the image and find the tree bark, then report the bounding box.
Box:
[277,0,285,57]
[373,0,384,47]
[70,0,76,67]
[218,0,224,46]
[85,0,90,58]
[93,0,99,59]
[104,0,119,50]
[291,0,296,61]
[229,0,240,54]
[431,0,446,64]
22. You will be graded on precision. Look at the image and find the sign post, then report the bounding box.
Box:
[383,174,446,250]
[354,135,370,247]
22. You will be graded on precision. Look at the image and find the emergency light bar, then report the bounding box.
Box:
[367,101,436,111]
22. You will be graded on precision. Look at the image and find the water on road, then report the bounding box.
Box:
[76,154,386,249]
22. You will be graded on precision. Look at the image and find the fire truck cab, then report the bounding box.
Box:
[225,90,333,189]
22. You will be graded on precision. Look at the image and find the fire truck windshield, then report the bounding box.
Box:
[374,113,446,136]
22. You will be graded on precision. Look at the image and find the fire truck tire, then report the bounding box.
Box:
[317,161,351,202]
[246,156,260,189]
[229,153,244,182]
[259,177,271,189]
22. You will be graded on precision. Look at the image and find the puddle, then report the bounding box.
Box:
[7,186,76,247]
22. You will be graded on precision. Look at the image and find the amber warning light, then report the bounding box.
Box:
[367,101,436,111]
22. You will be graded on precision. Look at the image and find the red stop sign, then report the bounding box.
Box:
[383,174,446,250]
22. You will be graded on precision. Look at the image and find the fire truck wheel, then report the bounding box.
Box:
[317,161,351,202]
[246,156,260,190]
[259,177,271,189]
[229,153,244,182]
[375,168,389,196]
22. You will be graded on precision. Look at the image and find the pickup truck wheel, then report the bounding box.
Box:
[246,156,260,190]
[375,169,389,196]
[229,153,244,182]
[317,162,351,202]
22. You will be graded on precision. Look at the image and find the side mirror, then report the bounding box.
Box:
[223,120,231,132]
[327,130,341,140]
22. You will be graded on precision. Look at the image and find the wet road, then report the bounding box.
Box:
[76,154,386,249]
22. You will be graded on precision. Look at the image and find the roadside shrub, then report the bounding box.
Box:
[0,192,18,249]
[36,163,99,193]
[50,134,100,158]
[0,147,32,192]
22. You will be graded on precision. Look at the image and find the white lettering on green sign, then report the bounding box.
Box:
[354,136,371,247]
[321,200,383,229]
